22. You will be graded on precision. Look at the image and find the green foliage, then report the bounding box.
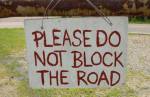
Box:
[129,17,150,24]
[0,28,25,59]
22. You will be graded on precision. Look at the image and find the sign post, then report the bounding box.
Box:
[24,17,128,88]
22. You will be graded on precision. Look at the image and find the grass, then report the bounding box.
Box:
[0,28,25,97]
[0,28,25,80]
[0,28,141,97]
[0,28,25,59]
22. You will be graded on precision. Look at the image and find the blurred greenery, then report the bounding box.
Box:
[0,28,25,59]
[129,16,150,24]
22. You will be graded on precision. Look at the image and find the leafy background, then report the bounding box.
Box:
[0,0,150,17]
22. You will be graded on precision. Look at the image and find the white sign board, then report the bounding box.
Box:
[24,17,128,88]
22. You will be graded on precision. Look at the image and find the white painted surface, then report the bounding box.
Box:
[24,17,127,88]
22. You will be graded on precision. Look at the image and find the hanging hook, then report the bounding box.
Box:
[86,0,113,26]
[41,0,62,29]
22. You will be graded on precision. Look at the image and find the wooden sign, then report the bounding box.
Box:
[24,17,128,88]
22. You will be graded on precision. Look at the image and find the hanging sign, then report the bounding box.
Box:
[24,17,128,88]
